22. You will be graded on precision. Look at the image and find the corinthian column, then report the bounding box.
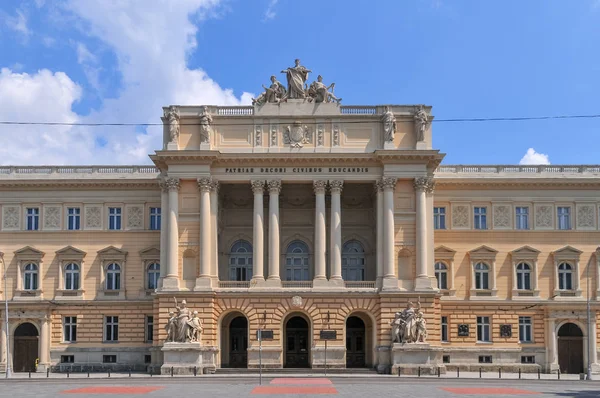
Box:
[251,180,265,284]
[0,313,7,371]
[414,177,434,290]
[163,177,180,290]
[329,180,343,285]
[313,180,327,286]
[267,180,282,286]
[210,180,219,281]
[158,178,169,288]
[196,177,213,289]
[39,315,50,371]
[381,177,398,290]
[375,181,384,287]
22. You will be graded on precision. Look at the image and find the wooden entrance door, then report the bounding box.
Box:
[229,317,248,368]
[13,323,39,372]
[285,317,309,368]
[557,323,584,374]
[346,316,366,368]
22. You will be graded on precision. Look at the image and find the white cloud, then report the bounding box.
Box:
[519,148,551,165]
[1,0,254,165]
[263,0,279,21]
[4,9,31,37]
[76,42,97,65]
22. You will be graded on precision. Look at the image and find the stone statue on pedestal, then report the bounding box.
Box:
[164,106,180,144]
[186,311,203,342]
[165,311,177,342]
[165,297,201,343]
[382,106,396,143]
[199,106,213,144]
[281,59,312,99]
[253,75,287,105]
[307,75,342,104]
[413,105,430,142]
[390,299,428,344]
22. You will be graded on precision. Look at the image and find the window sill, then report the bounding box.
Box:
[469,289,498,299]
[99,290,125,300]
[511,289,540,299]
[519,341,535,344]
[102,341,120,344]
[553,289,582,298]
[14,290,43,300]
[476,341,493,344]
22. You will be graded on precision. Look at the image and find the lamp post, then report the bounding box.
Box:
[587,258,593,380]
[0,253,9,378]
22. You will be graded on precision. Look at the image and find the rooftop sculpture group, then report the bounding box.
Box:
[253,59,341,105]
[390,299,428,344]
[165,298,203,343]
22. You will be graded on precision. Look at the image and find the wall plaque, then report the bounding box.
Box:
[457,324,469,337]
[257,330,274,340]
[320,330,337,340]
[500,324,512,338]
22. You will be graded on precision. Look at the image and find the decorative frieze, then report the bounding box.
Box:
[493,205,511,229]
[255,125,262,146]
[2,205,20,230]
[43,206,61,230]
[332,124,340,146]
[270,125,278,147]
[317,124,324,147]
[576,204,595,229]
[451,204,469,229]
[84,206,102,229]
[534,204,553,229]
[126,206,144,229]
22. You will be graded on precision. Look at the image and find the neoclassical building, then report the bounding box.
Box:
[1,65,600,374]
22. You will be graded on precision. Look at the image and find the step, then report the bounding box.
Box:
[214,367,377,374]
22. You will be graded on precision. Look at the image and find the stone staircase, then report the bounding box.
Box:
[214,367,377,375]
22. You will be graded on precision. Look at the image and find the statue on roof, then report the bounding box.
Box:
[281,59,312,99]
[253,75,287,105]
[198,106,213,144]
[413,105,430,142]
[164,106,180,144]
[307,75,342,104]
[381,106,396,142]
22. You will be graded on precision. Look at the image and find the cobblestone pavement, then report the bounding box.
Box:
[1,376,600,397]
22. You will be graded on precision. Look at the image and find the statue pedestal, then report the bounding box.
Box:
[390,343,445,375]
[161,342,217,375]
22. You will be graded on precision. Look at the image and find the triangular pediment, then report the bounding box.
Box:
[553,245,582,256]
[56,246,87,257]
[139,246,160,259]
[14,246,45,258]
[435,245,456,254]
[511,245,540,255]
[469,245,498,254]
[97,246,128,256]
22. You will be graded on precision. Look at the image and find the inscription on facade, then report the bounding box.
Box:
[224,167,370,174]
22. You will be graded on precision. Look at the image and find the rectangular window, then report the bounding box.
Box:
[477,316,491,342]
[63,316,77,342]
[557,207,571,230]
[478,355,492,363]
[434,207,446,230]
[26,207,40,231]
[108,207,122,230]
[61,355,75,363]
[103,355,117,363]
[443,355,450,364]
[67,207,81,230]
[519,316,532,343]
[474,207,487,230]
[104,316,119,342]
[146,315,154,342]
[521,355,535,364]
[149,207,161,230]
[441,316,449,342]
[515,207,529,230]
[144,355,152,364]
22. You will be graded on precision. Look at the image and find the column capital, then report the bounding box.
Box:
[313,180,327,195]
[329,180,344,194]
[413,176,434,192]
[267,179,282,194]
[374,180,384,193]
[251,180,265,194]
[210,179,220,193]
[197,177,212,192]
[380,177,397,191]
[164,177,180,192]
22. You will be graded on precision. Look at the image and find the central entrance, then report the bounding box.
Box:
[346,316,366,368]
[558,322,584,374]
[229,316,248,368]
[13,322,39,373]
[285,316,310,368]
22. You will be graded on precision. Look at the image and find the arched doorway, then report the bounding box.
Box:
[346,316,366,368]
[558,322,584,374]
[220,313,248,368]
[14,322,39,372]
[284,316,310,368]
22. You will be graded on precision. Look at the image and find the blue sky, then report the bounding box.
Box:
[0,0,599,165]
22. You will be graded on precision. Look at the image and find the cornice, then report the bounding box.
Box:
[0,181,159,189]
[435,179,600,188]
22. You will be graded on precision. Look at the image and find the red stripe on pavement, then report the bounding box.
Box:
[270,378,333,385]
[252,386,337,394]
[441,387,540,395]
[62,386,164,394]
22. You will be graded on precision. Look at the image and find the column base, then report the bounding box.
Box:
[249,277,266,288]
[382,277,399,290]
[414,276,434,291]
[194,276,213,291]
[312,278,329,289]
[264,278,281,288]
[161,277,180,291]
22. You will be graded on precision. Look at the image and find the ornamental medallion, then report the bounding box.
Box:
[284,121,310,148]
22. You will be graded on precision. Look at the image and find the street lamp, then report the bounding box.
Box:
[0,253,9,378]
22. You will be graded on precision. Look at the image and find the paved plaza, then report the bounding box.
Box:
[1,376,600,397]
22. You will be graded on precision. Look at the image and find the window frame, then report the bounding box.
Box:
[67,207,81,231]
[146,262,160,290]
[63,316,77,343]
[341,240,366,281]
[145,315,154,343]
[284,240,310,281]
[64,262,81,290]
[228,240,253,281]
[515,206,529,230]
[104,316,119,342]
[433,207,446,230]
[434,262,448,290]
[518,316,533,343]
[474,262,490,290]
[557,206,572,230]
[149,207,161,231]
[23,262,39,290]
[108,207,122,230]
[105,263,122,291]
[474,206,487,230]
[515,262,532,291]
[441,316,449,342]
[476,316,491,343]
[26,207,40,231]
[557,262,573,291]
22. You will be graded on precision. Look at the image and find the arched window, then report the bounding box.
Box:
[285,240,309,281]
[229,240,253,281]
[64,263,80,290]
[23,263,38,290]
[342,240,365,281]
[516,262,531,290]
[474,262,489,290]
[147,262,160,290]
[434,262,448,290]
[106,263,121,290]
[558,262,573,290]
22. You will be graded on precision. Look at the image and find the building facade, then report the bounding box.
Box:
[1,67,600,374]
